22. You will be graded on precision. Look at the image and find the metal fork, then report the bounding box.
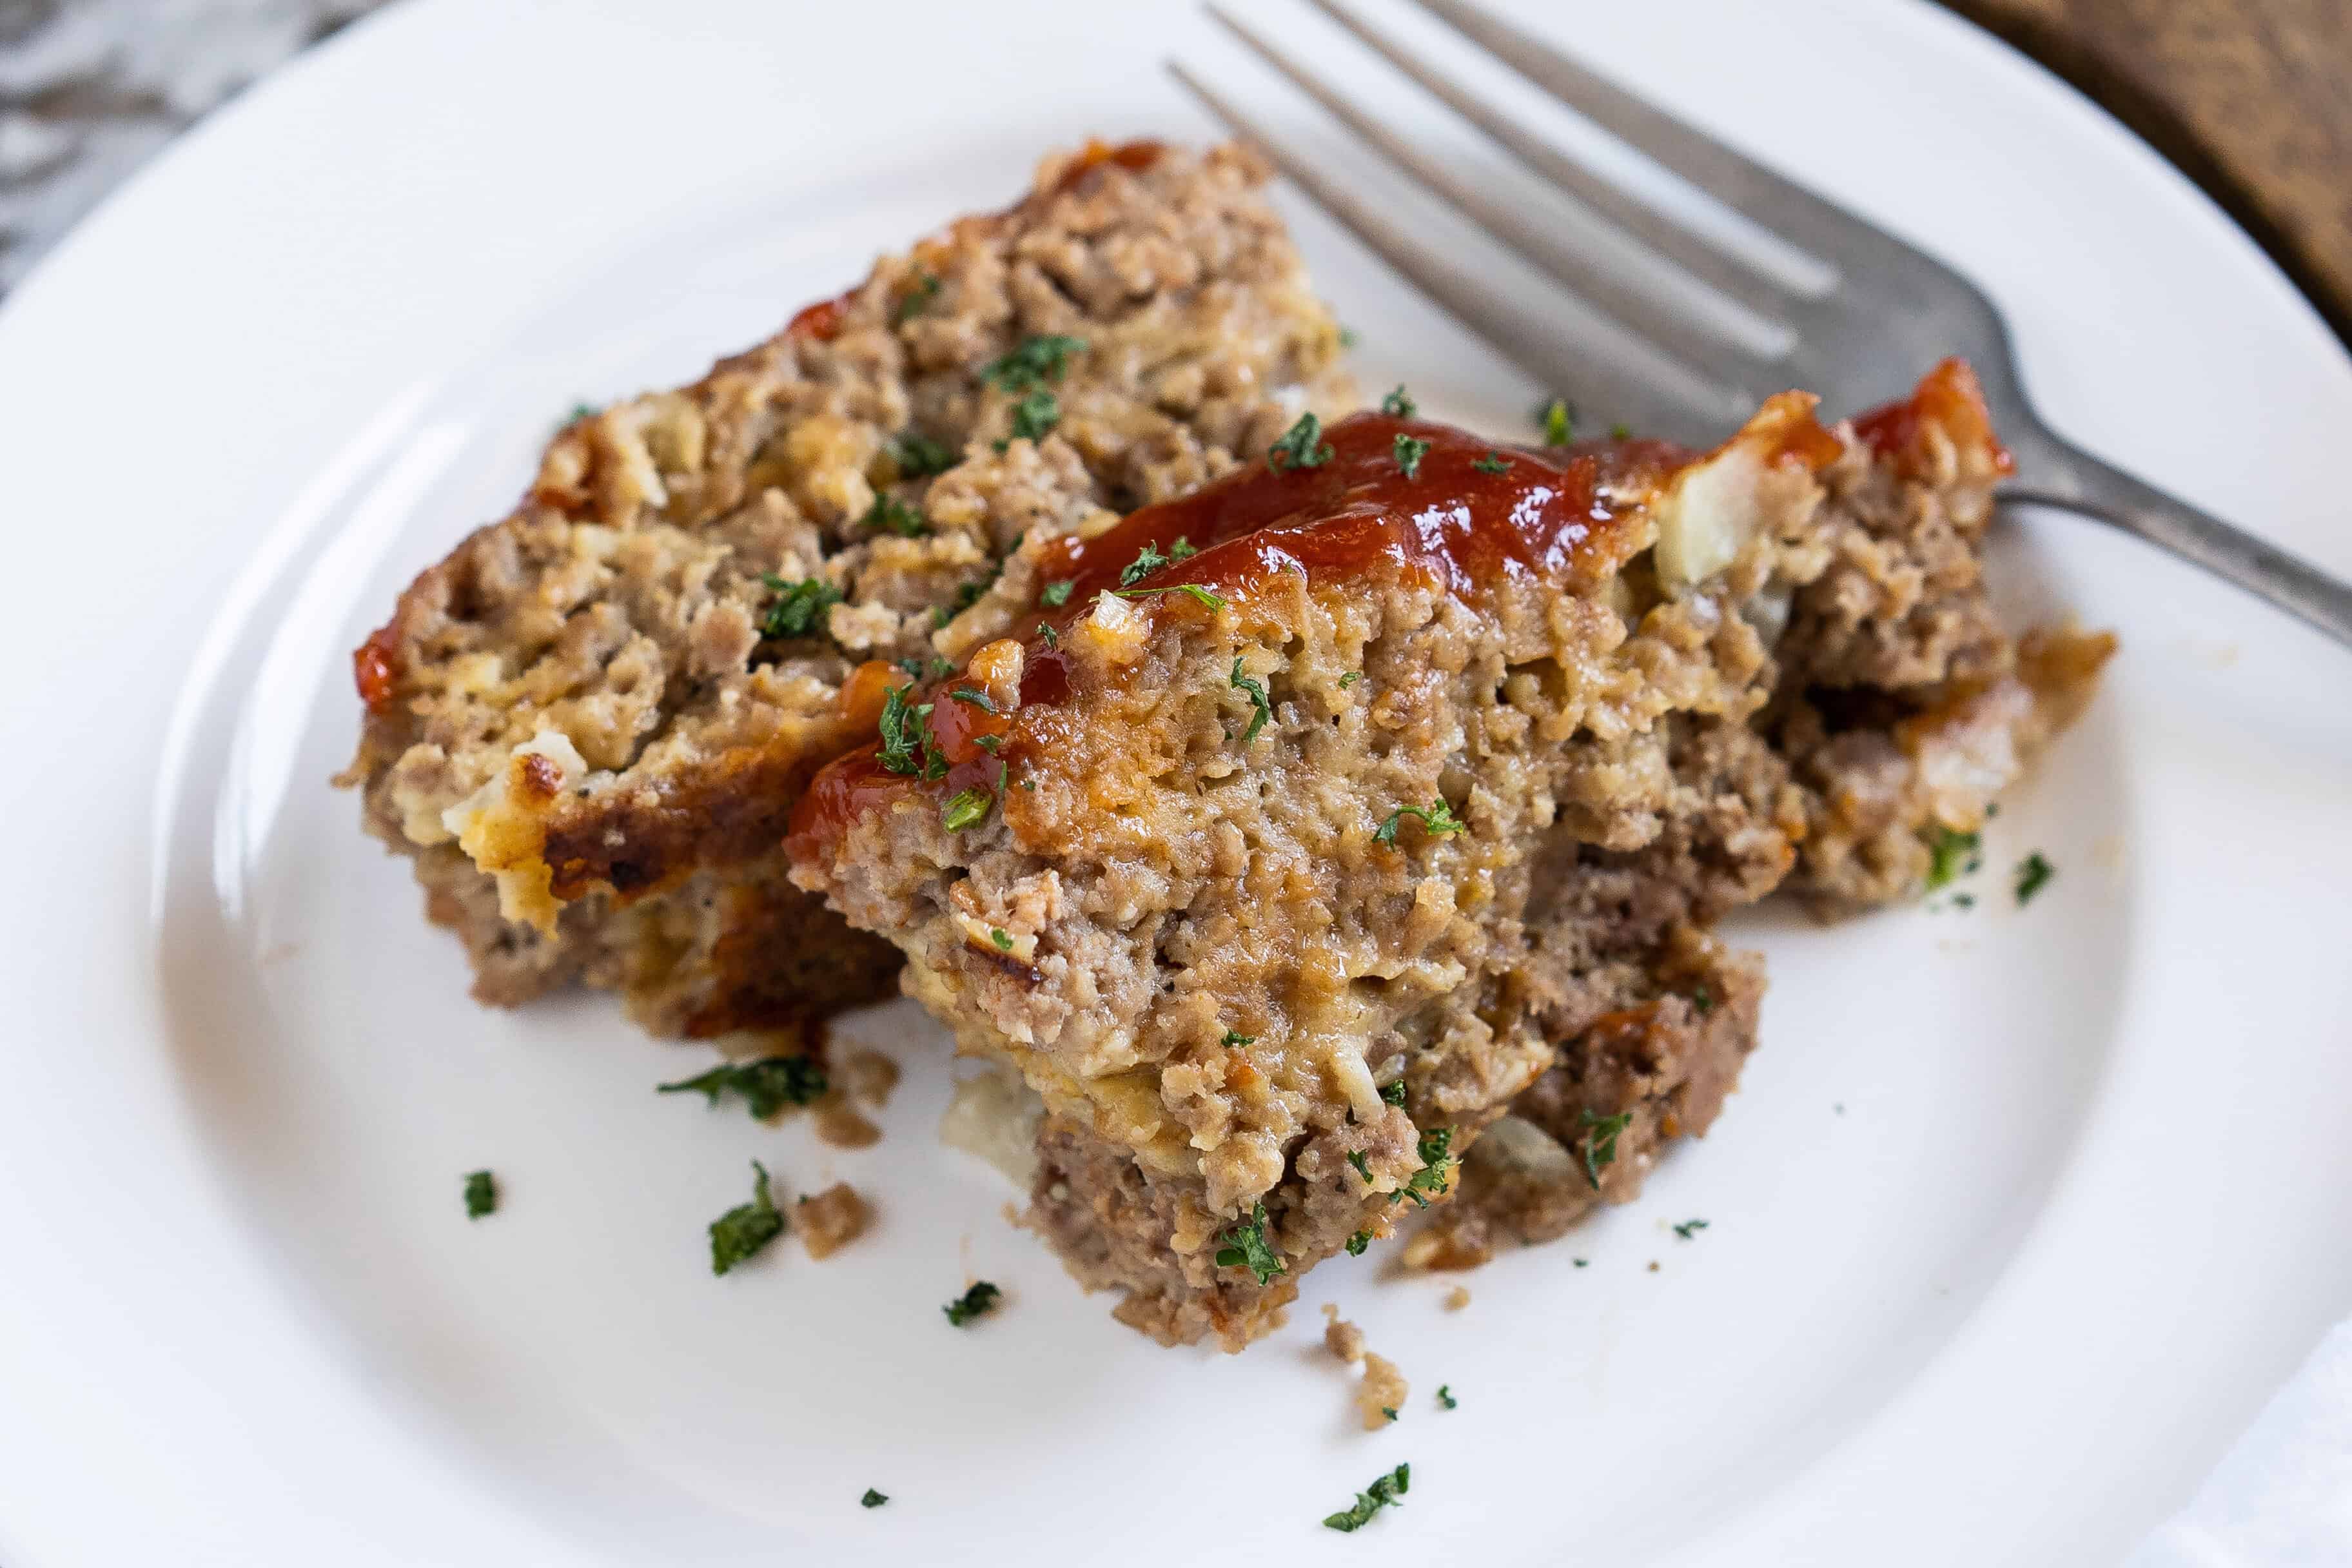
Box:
[1171,0,2352,649]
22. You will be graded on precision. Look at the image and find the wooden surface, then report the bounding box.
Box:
[0,1,2347,345]
[1943,0,2352,345]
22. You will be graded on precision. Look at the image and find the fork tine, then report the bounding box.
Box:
[1297,0,1816,320]
[1205,4,1790,389]
[1409,0,1924,288]
[1168,61,1752,447]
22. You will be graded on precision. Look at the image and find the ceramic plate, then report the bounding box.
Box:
[1,1,2348,1563]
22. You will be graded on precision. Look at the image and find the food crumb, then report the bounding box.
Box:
[796,1181,872,1260]
[1443,1285,1471,1311]
[1322,1306,1409,1429]
[1647,1260,1661,1273]
[860,1487,888,1509]
[841,1048,901,1108]
[813,1091,883,1148]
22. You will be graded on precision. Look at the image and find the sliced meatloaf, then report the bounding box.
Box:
[788,363,2111,1349]
[336,140,1350,1037]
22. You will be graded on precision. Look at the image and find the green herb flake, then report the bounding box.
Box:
[942,1280,1003,1327]
[1339,671,1362,689]
[1168,536,1198,563]
[990,928,1014,952]
[658,1055,829,1119]
[860,1487,890,1509]
[2014,851,2055,905]
[1673,1218,1709,1240]
[859,493,928,538]
[889,433,957,479]
[1219,1029,1257,1047]
[1921,825,1982,891]
[1120,542,1171,587]
[948,685,997,716]
[1576,1108,1633,1191]
[1039,578,1075,607]
[1380,1080,1407,1107]
[1037,622,1059,647]
[566,402,598,425]
[1374,798,1467,845]
[1437,1385,1456,1410]
[1112,582,1226,612]
[1338,325,1360,349]
[1393,432,1431,479]
[1344,1230,1374,1256]
[463,1170,497,1219]
[876,685,946,779]
[1269,412,1334,471]
[708,1161,786,1276]
[1230,658,1273,745]
[1008,389,1060,442]
[758,574,842,641]
[1322,1462,1411,1533]
[1214,1201,1285,1285]
[1393,1126,1455,1208]
[1471,451,1512,475]
[1380,1407,1398,1422]
[942,785,995,832]
[1610,422,1632,440]
[983,333,1087,393]
[1347,1150,1373,1184]
[1380,385,1417,418]
[1541,398,1574,446]
[893,270,940,325]
[1691,986,1714,1015]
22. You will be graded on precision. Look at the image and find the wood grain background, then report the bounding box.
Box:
[1943,0,2352,345]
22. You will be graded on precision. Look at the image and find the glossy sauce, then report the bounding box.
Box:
[787,413,1640,861]
[1849,357,2012,478]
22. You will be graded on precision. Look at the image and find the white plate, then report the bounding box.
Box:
[3,1,2349,1563]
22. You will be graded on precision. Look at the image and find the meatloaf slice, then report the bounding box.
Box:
[789,364,2111,1349]
[336,140,1350,1037]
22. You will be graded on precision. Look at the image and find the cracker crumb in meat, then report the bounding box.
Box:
[337,140,1350,1039]
[797,1182,873,1260]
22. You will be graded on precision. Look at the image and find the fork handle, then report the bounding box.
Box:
[2001,420,2352,651]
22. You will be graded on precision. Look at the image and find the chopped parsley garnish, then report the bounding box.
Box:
[658,1055,829,1118]
[1611,422,1632,440]
[1345,1230,1373,1256]
[1691,986,1714,1015]
[1380,1080,1407,1107]
[861,1488,890,1509]
[1230,658,1272,745]
[1008,389,1060,442]
[1375,798,1466,845]
[2014,851,2055,905]
[942,1280,1003,1327]
[1471,451,1512,474]
[942,785,995,832]
[1039,578,1075,607]
[948,685,997,715]
[990,927,1014,951]
[463,1170,496,1219]
[1922,825,1982,890]
[1393,1126,1455,1208]
[1338,671,1362,688]
[877,684,946,779]
[1576,1108,1632,1191]
[1112,582,1227,612]
[1380,385,1417,418]
[1393,433,1431,479]
[1322,1462,1410,1533]
[888,433,955,477]
[1673,1218,1709,1240]
[1347,1150,1373,1183]
[859,493,928,537]
[708,1161,785,1276]
[1214,1201,1285,1285]
[1269,411,1333,470]
[1338,325,1360,348]
[983,333,1087,393]
[893,270,940,324]
[1219,1029,1257,1047]
[1540,397,1574,446]
[567,402,598,424]
[759,574,841,640]
[1436,1385,1456,1410]
[1168,536,1198,563]
[1380,1407,1398,1423]
[1036,622,1058,647]
[1120,542,1171,586]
